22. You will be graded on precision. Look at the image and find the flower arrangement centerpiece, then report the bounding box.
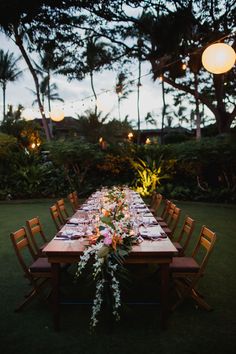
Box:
[75,186,138,328]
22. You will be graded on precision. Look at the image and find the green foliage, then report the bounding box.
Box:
[131,156,169,197]
[45,139,103,195]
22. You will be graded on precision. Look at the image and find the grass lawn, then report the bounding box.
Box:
[0,199,236,354]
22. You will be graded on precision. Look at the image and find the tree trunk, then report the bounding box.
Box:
[90,71,97,116]
[163,75,235,134]
[118,95,121,121]
[2,82,6,120]
[47,69,53,137]
[137,56,141,145]
[161,78,166,144]
[194,73,201,140]
[213,74,232,133]
[13,27,51,141]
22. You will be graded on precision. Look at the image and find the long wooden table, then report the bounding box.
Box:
[44,234,177,331]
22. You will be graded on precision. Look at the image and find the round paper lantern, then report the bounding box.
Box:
[202,43,236,74]
[50,109,65,122]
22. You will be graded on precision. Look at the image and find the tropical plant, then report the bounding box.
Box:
[131,156,169,197]
[82,37,112,115]
[0,49,22,120]
[29,77,63,107]
[33,47,58,113]
[0,106,42,149]
[115,71,133,121]
[144,112,156,128]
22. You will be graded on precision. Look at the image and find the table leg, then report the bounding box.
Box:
[51,262,60,331]
[160,263,170,330]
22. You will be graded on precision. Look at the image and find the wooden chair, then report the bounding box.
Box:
[150,193,163,216]
[72,190,80,209]
[68,191,79,212]
[148,190,157,210]
[170,225,216,311]
[56,198,70,223]
[172,216,195,256]
[26,216,48,256]
[159,204,180,238]
[154,199,171,223]
[10,227,52,312]
[50,204,64,231]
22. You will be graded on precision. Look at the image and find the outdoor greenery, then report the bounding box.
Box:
[0,2,235,353]
[0,129,235,203]
[0,199,235,354]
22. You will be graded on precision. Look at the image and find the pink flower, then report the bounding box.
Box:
[104,236,112,245]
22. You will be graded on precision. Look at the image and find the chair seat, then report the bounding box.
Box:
[172,241,184,256]
[155,216,164,222]
[30,257,51,273]
[158,221,168,227]
[30,257,68,273]
[162,226,172,236]
[170,257,200,273]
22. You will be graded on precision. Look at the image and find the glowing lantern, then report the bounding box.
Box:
[50,109,65,122]
[128,132,133,140]
[202,43,236,74]
[145,137,151,144]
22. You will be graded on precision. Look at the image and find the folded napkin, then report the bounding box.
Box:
[81,206,97,211]
[55,230,84,240]
[142,217,158,225]
[139,225,167,239]
[67,218,79,225]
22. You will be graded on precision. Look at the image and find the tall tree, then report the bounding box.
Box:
[0,49,22,120]
[29,77,64,108]
[115,71,133,121]
[132,1,236,134]
[33,47,58,113]
[0,0,92,140]
[80,37,113,116]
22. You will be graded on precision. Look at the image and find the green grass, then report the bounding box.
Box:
[0,199,236,354]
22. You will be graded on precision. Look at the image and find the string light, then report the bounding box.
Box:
[19,31,235,116]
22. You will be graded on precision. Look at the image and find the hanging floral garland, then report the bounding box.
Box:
[75,186,139,328]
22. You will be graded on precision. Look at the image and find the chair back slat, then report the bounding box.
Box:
[26,217,48,255]
[56,198,69,223]
[10,227,37,276]
[50,204,64,231]
[72,191,79,209]
[192,225,216,273]
[152,193,163,216]
[176,216,195,252]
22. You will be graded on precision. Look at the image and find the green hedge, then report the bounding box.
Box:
[0,134,235,203]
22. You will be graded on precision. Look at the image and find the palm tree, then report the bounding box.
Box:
[144,112,156,128]
[29,77,64,108]
[33,48,57,113]
[0,49,22,120]
[83,38,111,116]
[115,71,133,121]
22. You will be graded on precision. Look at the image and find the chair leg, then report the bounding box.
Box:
[15,278,50,312]
[191,288,213,311]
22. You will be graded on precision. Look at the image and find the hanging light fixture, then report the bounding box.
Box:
[50,109,65,122]
[202,43,236,74]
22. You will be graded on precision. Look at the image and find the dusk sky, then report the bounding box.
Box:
[0,32,168,129]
